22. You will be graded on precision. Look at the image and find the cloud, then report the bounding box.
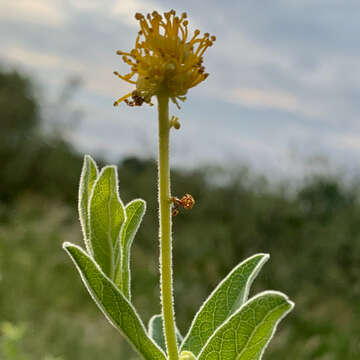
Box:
[0,0,66,26]
[3,46,80,70]
[111,0,164,27]
[330,133,360,151]
[232,88,292,110]
[2,0,360,177]
[229,87,304,114]
[70,0,103,11]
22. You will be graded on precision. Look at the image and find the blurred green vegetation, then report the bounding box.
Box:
[0,67,359,359]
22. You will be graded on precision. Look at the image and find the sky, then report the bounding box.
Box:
[1,0,360,179]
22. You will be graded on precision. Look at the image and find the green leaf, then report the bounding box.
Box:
[181,254,269,356]
[78,155,98,255]
[148,314,183,353]
[63,243,166,360]
[89,166,125,278]
[114,199,146,300]
[197,291,294,360]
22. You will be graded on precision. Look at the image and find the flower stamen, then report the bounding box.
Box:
[113,92,133,107]
[113,71,137,84]
[114,10,215,109]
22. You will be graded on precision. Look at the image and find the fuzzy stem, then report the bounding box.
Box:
[157,94,179,360]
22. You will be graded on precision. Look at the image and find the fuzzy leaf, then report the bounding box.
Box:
[197,291,294,360]
[63,243,166,360]
[148,314,183,353]
[89,166,125,278]
[78,155,98,254]
[181,254,269,356]
[115,199,146,299]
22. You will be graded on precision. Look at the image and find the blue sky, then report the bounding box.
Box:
[1,0,360,178]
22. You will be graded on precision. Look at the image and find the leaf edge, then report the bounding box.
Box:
[78,154,99,255]
[180,253,270,351]
[197,290,295,360]
[62,241,167,360]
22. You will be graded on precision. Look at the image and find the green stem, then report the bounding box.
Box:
[157,94,179,360]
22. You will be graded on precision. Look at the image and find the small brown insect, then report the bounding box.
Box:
[124,90,145,107]
[171,193,195,216]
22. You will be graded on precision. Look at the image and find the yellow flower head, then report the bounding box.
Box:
[114,10,215,108]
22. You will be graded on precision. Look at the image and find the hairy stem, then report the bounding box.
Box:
[157,94,178,360]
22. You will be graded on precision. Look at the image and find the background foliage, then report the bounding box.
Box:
[0,67,359,359]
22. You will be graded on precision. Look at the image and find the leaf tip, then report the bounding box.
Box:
[286,298,295,311]
[81,154,98,175]
[62,241,73,250]
[101,164,118,173]
[62,242,85,256]
[84,154,95,162]
[126,198,146,208]
[256,290,295,311]
[255,252,270,261]
[138,198,146,207]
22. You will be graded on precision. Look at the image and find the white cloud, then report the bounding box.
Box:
[330,133,360,151]
[70,0,102,11]
[0,0,66,26]
[2,45,131,102]
[3,46,82,72]
[208,22,360,124]
[220,87,322,119]
[111,0,164,27]
[230,88,298,112]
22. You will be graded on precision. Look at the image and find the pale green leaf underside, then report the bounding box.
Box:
[148,314,183,353]
[78,155,98,255]
[115,199,146,299]
[181,254,269,356]
[89,166,125,278]
[198,291,294,360]
[63,243,166,360]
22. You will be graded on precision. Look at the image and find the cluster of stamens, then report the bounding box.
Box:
[113,10,215,109]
